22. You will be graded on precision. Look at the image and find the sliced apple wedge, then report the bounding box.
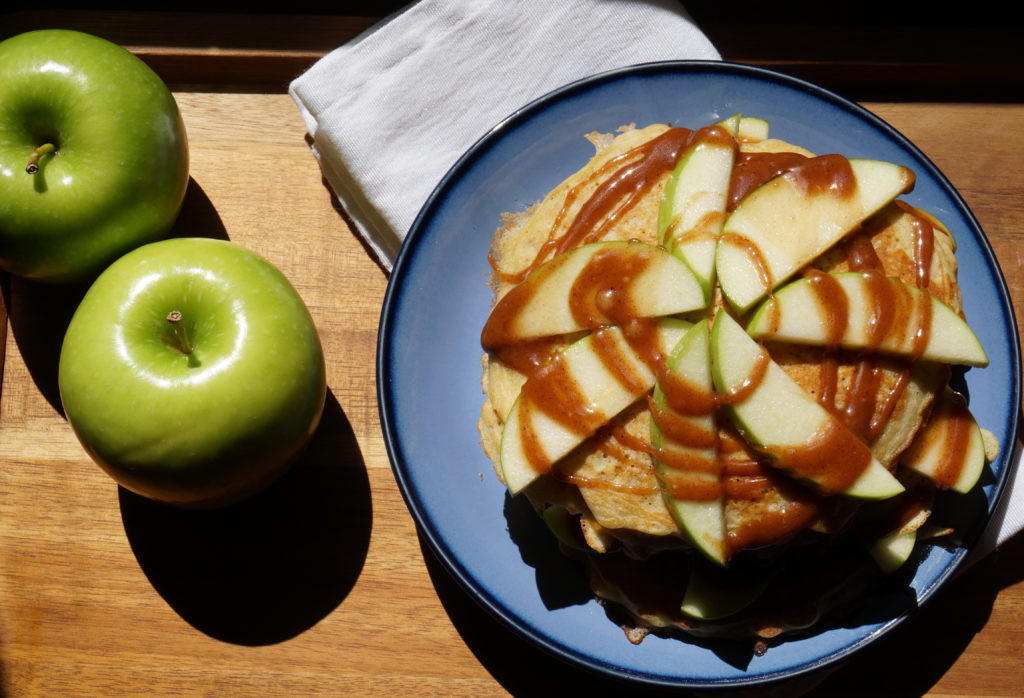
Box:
[680,562,775,620]
[657,127,736,302]
[901,387,986,494]
[482,241,704,348]
[501,319,690,494]
[746,271,988,366]
[737,116,769,142]
[650,322,726,565]
[710,310,903,499]
[715,113,741,135]
[542,505,587,551]
[864,482,932,573]
[868,529,917,574]
[716,158,915,313]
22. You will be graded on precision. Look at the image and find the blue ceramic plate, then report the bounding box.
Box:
[377,62,1020,689]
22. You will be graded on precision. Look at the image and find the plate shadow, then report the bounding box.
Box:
[418,490,1021,696]
[809,530,1024,696]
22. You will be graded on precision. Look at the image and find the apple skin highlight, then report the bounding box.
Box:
[0,29,188,283]
[58,238,327,508]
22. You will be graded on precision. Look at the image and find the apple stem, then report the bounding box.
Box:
[165,311,194,356]
[25,143,56,174]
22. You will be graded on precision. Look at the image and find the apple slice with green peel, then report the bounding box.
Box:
[737,116,770,142]
[716,158,915,313]
[542,505,587,551]
[745,271,988,367]
[656,128,736,302]
[901,387,986,494]
[868,529,917,574]
[501,319,690,494]
[862,477,932,573]
[715,113,741,135]
[710,310,904,499]
[482,241,705,348]
[650,322,727,566]
[680,561,775,620]
[865,488,930,573]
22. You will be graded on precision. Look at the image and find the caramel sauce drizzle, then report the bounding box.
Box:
[484,128,693,477]
[729,151,807,211]
[494,127,697,286]
[812,207,938,443]
[483,121,971,556]
[554,471,659,496]
[896,200,935,291]
[728,151,855,211]
[719,232,774,292]
[928,391,974,489]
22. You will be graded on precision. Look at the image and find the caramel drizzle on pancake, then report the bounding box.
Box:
[483,123,973,555]
[811,212,936,443]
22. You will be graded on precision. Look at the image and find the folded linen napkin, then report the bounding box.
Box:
[969,437,1023,561]
[289,0,720,270]
[290,0,1021,558]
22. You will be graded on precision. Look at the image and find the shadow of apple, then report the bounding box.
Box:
[119,389,372,646]
[5,176,228,416]
[417,532,627,696]
[168,176,230,243]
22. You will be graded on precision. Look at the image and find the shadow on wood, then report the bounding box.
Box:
[5,176,228,416]
[119,389,372,645]
[417,502,1022,696]
[811,530,1024,696]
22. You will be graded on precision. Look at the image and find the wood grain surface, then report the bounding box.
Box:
[0,11,1021,697]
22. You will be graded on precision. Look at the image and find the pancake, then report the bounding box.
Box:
[477,118,988,645]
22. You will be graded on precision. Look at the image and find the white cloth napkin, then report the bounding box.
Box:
[968,436,1023,561]
[289,0,720,270]
[289,0,1021,558]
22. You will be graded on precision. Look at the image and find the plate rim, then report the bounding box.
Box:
[377,59,1022,689]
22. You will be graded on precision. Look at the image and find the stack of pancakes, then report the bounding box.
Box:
[477,121,980,644]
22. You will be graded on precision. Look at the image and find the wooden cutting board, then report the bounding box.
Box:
[1,11,1022,697]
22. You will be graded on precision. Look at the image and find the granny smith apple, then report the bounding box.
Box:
[0,29,188,282]
[58,238,326,508]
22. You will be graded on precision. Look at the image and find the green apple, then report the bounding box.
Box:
[868,528,917,574]
[716,158,914,313]
[736,116,770,142]
[657,127,736,302]
[542,505,587,551]
[500,319,690,494]
[745,271,988,366]
[58,238,326,508]
[710,310,903,500]
[650,322,727,566]
[864,485,932,573]
[901,387,987,493]
[482,241,704,347]
[0,29,188,283]
[680,561,775,620]
[714,113,741,135]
